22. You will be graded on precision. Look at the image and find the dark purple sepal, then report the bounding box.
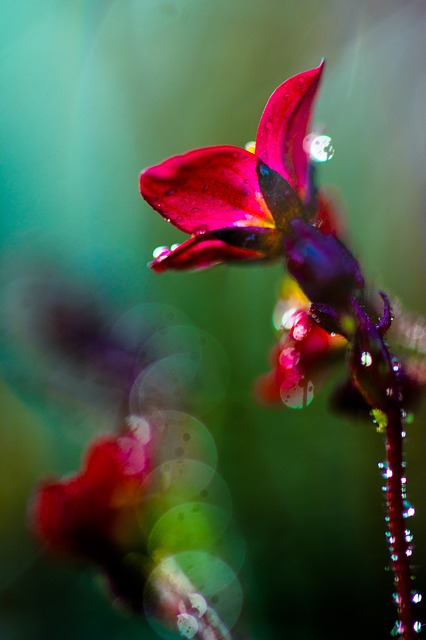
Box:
[150,227,283,272]
[283,218,365,306]
[256,161,304,230]
[309,302,346,338]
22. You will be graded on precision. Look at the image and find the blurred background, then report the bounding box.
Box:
[1,1,426,638]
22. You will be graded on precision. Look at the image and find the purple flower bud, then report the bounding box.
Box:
[283,218,364,306]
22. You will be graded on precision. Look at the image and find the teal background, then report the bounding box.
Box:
[1,1,426,639]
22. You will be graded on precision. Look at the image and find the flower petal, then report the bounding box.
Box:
[255,61,325,198]
[150,227,283,272]
[140,146,275,234]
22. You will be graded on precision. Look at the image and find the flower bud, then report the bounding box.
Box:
[283,218,364,306]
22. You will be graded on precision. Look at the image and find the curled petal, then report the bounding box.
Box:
[150,227,283,272]
[256,61,324,198]
[140,146,275,234]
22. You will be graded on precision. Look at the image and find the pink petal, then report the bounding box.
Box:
[150,227,282,272]
[140,146,275,234]
[255,61,325,198]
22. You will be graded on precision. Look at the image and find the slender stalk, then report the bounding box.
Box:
[385,408,418,639]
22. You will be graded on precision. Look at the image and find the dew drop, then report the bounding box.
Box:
[360,351,373,367]
[412,592,422,604]
[414,621,422,633]
[190,207,200,215]
[188,593,207,618]
[177,613,198,639]
[391,621,404,637]
[152,245,171,259]
[403,500,416,518]
[165,188,176,196]
[308,134,335,163]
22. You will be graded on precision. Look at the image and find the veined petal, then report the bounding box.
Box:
[140,146,275,234]
[150,227,283,272]
[256,61,324,198]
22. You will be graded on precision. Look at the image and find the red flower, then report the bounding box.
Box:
[140,63,326,272]
[256,278,345,408]
[31,417,151,611]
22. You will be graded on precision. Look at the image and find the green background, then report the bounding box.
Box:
[1,1,426,638]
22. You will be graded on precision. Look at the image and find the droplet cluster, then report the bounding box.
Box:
[378,458,422,636]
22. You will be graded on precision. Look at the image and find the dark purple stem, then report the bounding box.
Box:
[386,408,417,639]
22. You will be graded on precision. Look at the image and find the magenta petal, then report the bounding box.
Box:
[255,61,324,198]
[150,227,282,272]
[140,146,275,234]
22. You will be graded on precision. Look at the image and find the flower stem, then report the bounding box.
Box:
[386,408,417,639]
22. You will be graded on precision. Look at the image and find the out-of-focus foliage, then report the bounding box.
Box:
[1,1,426,639]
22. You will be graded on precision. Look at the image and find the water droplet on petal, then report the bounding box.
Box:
[166,188,176,196]
[412,592,422,604]
[153,246,171,259]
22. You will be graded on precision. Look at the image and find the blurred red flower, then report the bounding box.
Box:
[31,417,151,611]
